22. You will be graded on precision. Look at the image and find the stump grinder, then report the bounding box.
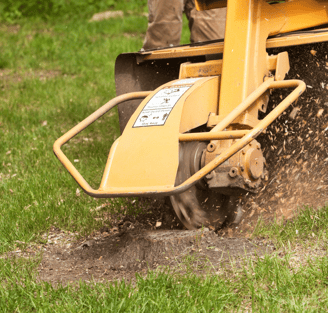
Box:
[54,0,328,230]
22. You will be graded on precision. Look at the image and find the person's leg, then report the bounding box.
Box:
[142,0,184,50]
[185,0,226,43]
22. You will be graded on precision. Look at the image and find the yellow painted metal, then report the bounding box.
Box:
[267,52,290,81]
[54,78,222,197]
[179,130,249,141]
[196,0,328,34]
[53,79,305,197]
[101,77,218,190]
[180,76,219,131]
[274,0,328,34]
[267,29,328,48]
[205,51,290,129]
[179,53,287,83]
[139,30,328,62]
[179,79,306,190]
[216,0,327,128]
[195,0,227,11]
[219,0,285,117]
[207,111,261,129]
[179,60,223,79]
[53,92,151,196]
[275,52,290,81]
[55,0,322,200]
[139,0,328,64]
[212,79,273,134]
[195,0,293,11]
[139,43,224,61]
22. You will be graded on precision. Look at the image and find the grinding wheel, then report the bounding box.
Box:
[170,142,242,230]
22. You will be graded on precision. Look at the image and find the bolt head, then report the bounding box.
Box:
[207,143,216,152]
[229,167,238,178]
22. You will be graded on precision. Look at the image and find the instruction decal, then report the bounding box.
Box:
[133,85,192,127]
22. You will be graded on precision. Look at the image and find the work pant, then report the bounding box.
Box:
[143,0,226,50]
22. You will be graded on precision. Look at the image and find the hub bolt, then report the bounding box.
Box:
[207,143,216,152]
[229,167,238,178]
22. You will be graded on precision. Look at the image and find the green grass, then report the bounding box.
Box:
[253,206,328,247]
[0,0,148,22]
[1,11,328,313]
[0,15,149,252]
[0,9,195,252]
[0,249,327,312]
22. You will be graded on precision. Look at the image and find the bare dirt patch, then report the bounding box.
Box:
[36,228,271,285]
[3,199,324,285]
[2,200,272,285]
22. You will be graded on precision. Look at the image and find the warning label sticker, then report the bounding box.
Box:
[133,85,192,128]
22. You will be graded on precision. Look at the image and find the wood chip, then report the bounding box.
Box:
[317,108,324,118]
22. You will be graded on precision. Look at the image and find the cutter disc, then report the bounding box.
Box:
[170,142,241,230]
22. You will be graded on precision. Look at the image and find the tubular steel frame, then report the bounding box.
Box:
[54,0,328,199]
[53,79,305,197]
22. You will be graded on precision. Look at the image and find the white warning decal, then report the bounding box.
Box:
[133,85,192,127]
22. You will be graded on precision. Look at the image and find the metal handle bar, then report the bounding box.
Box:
[53,80,305,198]
[176,79,305,192]
[53,92,151,196]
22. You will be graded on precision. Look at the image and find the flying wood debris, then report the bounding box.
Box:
[242,42,328,227]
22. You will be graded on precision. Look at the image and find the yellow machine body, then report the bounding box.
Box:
[101,77,219,191]
[54,0,328,226]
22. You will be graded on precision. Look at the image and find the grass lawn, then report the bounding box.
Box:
[0,10,327,312]
[0,206,327,312]
[0,14,149,251]
[1,252,327,312]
